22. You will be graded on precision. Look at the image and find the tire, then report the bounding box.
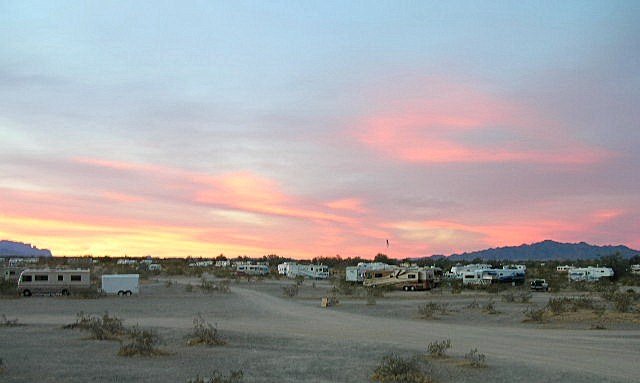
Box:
[23,289,32,297]
[117,290,124,296]
[402,286,409,291]
[410,286,416,291]
[61,289,70,296]
[125,290,132,296]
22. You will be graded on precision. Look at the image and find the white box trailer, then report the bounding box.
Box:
[101,274,139,296]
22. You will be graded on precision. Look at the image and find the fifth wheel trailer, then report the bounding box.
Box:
[101,274,139,296]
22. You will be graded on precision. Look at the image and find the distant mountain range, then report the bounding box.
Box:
[427,240,639,262]
[0,240,52,257]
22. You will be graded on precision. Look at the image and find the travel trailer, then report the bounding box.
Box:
[345,262,397,282]
[462,268,525,286]
[362,267,442,291]
[449,264,492,279]
[631,265,640,275]
[568,267,614,282]
[101,274,139,296]
[278,262,329,279]
[17,269,91,297]
[236,264,269,276]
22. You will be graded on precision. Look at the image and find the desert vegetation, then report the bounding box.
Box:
[464,348,487,368]
[371,353,434,383]
[118,325,168,357]
[186,314,226,346]
[0,314,23,327]
[427,339,451,358]
[188,370,244,383]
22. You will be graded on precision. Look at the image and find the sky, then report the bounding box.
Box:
[1,1,639,259]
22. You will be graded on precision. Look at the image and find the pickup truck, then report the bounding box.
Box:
[530,279,549,292]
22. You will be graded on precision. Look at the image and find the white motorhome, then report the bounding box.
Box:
[17,269,91,297]
[568,267,614,282]
[631,265,640,275]
[236,264,269,276]
[277,262,329,279]
[345,262,397,282]
[101,274,139,296]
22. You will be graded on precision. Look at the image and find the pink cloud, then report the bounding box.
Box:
[353,78,611,165]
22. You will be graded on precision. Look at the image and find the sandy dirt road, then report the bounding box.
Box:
[1,282,639,382]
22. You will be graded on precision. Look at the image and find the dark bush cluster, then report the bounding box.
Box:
[371,353,433,383]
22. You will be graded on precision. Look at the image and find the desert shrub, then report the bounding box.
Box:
[501,291,516,303]
[483,300,498,314]
[189,370,244,383]
[0,358,4,373]
[282,284,299,297]
[118,326,167,357]
[371,353,433,383]
[612,292,634,313]
[450,280,462,294]
[418,303,441,319]
[464,348,487,368]
[0,279,16,296]
[165,280,174,288]
[427,339,451,358]
[522,306,546,323]
[187,314,226,346]
[466,298,480,309]
[64,311,125,340]
[333,279,356,296]
[572,296,595,310]
[294,276,305,286]
[365,288,378,305]
[200,278,230,293]
[598,284,618,301]
[0,314,23,327]
[218,280,230,293]
[546,297,569,315]
[517,291,532,303]
[185,283,194,292]
[486,283,507,294]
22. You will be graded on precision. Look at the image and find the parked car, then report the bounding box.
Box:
[530,279,549,292]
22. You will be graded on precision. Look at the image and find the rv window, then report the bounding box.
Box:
[35,275,48,281]
[71,275,82,281]
[9,271,15,275]
[22,275,32,282]
[374,273,383,278]
[408,274,416,279]
[466,275,474,279]
[58,275,64,281]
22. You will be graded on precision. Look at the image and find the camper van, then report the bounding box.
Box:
[17,269,91,297]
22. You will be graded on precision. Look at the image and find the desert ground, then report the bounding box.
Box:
[1,278,639,382]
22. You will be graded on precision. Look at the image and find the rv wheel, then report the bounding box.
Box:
[23,290,32,297]
[117,290,124,296]
[61,289,70,296]
[402,286,409,291]
[410,286,416,291]
[125,290,132,296]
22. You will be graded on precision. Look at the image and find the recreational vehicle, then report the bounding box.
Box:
[101,274,139,295]
[631,265,640,275]
[462,268,525,286]
[363,267,441,291]
[568,267,614,282]
[236,264,269,276]
[556,265,575,273]
[450,264,492,279]
[278,262,329,279]
[345,262,397,282]
[17,269,91,297]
